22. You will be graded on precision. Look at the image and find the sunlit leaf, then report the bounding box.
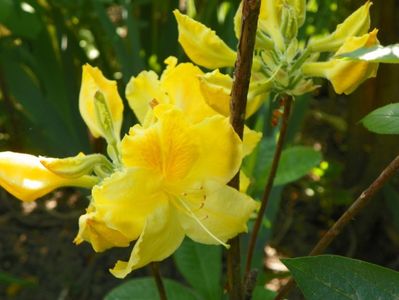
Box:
[283,255,399,300]
[339,44,399,63]
[361,103,399,134]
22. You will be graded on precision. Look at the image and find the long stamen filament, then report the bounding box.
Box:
[177,197,230,249]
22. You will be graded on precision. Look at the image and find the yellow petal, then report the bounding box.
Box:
[240,170,250,193]
[125,70,169,125]
[121,105,199,181]
[308,1,372,52]
[199,70,268,118]
[92,169,166,241]
[189,115,242,184]
[174,10,236,69]
[243,126,262,157]
[74,210,130,252]
[303,29,379,95]
[199,70,232,117]
[110,203,185,278]
[161,58,216,123]
[177,180,258,244]
[0,152,98,202]
[79,64,123,139]
[258,0,285,50]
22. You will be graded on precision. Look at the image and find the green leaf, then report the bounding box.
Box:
[283,255,399,300]
[174,238,222,300]
[339,44,399,64]
[105,277,202,300]
[260,146,322,187]
[361,103,399,134]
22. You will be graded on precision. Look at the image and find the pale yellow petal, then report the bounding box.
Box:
[308,1,372,52]
[0,152,98,202]
[174,10,236,69]
[74,210,130,252]
[188,115,242,184]
[92,168,166,241]
[200,70,268,118]
[199,70,232,117]
[258,0,285,50]
[243,126,262,157]
[240,170,250,193]
[178,180,258,244]
[121,105,199,180]
[110,203,185,278]
[125,71,169,125]
[79,64,123,139]
[161,58,216,123]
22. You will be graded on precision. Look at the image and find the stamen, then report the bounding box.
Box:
[177,197,230,249]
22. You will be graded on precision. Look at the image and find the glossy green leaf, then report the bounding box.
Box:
[174,238,222,300]
[105,277,202,300]
[339,44,399,63]
[361,103,399,134]
[283,255,399,300]
[259,146,322,187]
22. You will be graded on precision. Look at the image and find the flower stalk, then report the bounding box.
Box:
[245,95,293,278]
[227,0,261,299]
[150,262,167,300]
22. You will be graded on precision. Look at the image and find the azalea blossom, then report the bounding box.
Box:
[174,0,376,105]
[76,104,258,278]
[0,63,259,278]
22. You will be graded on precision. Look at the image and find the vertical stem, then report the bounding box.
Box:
[275,153,399,300]
[227,1,261,299]
[245,96,293,276]
[150,262,167,300]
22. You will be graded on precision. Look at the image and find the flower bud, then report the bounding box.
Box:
[79,64,123,141]
[0,152,98,202]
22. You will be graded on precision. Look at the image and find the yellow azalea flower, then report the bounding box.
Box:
[126,57,262,157]
[308,1,372,53]
[77,104,258,278]
[173,10,236,69]
[303,29,379,95]
[0,152,98,202]
[79,64,124,142]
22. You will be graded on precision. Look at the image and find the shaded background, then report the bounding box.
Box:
[0,0,399,299]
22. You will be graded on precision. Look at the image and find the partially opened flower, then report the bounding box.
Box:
[76,104,258,278]
[0,152,98,202]
[303,29,379,95]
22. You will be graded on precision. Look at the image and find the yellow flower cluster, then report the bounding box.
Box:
[0,61,259,278]
[0,0,382,279]
[175,0,379,101]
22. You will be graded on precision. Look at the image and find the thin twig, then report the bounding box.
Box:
[150,262,167,300]
[275,153,399,300]
[245,95,293,281]
[227,1,261,299]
